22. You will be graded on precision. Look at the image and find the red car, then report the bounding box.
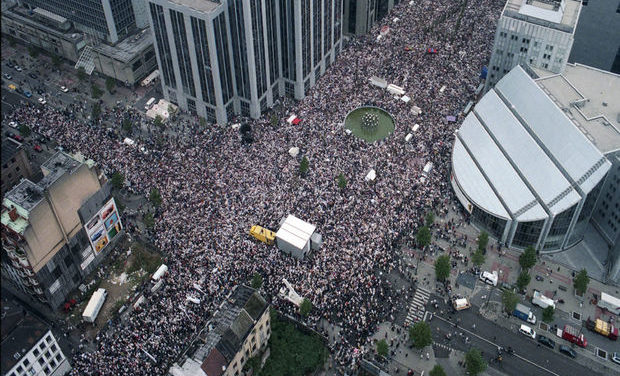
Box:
[13,134,24,142]
[34,144,42,152]
[63,299,77,313]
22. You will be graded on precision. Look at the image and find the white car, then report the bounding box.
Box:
[38,97,47,105]
[612,352,620,365]
[8,121,18,129]
[519,324,536,339]
[14,66,22,72]
[60,86,69,93]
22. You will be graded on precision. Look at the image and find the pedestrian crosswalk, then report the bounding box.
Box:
[405,287,431,326]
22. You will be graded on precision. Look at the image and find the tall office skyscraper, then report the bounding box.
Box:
[484,0,581,92]
[21,0,139,43]
[343,0,396,36]
[147,0,343,125]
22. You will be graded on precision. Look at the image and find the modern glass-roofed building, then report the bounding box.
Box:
[451,65,616,252]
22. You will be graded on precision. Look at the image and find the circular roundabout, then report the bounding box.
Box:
[344,106,395,142]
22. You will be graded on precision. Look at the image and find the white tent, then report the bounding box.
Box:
[387,84,405,96]
[365,169,376,181]
[401,95,411,103]
[369,76,388,89]
[439,85,446,93]
[288,147,300,157]
[412,123,420,132]
[231,123,241,130]
[287,114,297,124]
[411,105,422,116]
[123,137,135,146]
[405,133,413,142]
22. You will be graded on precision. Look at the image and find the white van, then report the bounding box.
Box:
[145,97,156,110]
[519,324,536,339]
[479,271,498,286]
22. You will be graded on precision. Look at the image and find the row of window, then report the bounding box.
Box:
[9,335,64,376]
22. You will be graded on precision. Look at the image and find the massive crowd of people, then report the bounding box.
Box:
[6,0,504,374]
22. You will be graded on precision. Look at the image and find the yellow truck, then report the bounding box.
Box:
[250,225,276,245]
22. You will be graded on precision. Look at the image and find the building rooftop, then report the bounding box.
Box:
[3,179,44,214]
[4,4,83,42]
[40,151,82,189]
[96,28,153,63]
[168,0,222,14]
[535,63,620,154]
[172,286,268,376]
[503,0,581,33]
[452,65,611,221]
[1,300,49,375]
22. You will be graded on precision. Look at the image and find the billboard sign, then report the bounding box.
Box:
[84,198,123,254]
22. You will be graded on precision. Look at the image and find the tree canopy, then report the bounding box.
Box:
[472,249,485,267]
[337,173,347,190]
[502,289,519,314]
[416,226,431,249]
[299,156,309,175]
[516,270,531,291]
[149,188,162,207]
[110,171,125,190]
[542,306,555,323]
[519,246,537,270]
[409,321,432,349]
[573,269,589,296]
[465,348,487,376]
[435,255,451,281]
[429,365,447,376]
[477,231,489,251]
[299,298,312,317]
[425,212,435,227]
[251,272,263,289]
[376,339,388,357]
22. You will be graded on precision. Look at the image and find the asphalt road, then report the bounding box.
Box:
[427,296,604,376]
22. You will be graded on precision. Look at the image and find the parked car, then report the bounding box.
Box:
[24,90,32,98]
[2,73,12,80]
[28,72,38,79]
[38,97,46,104]
[36,89,45,95]
[559,345,576,358]
[33,144,42,152]
[8,121,18,129]
[537,335,555,349]
[60,85,69,93]
[13,134,24,142]
[6,61,14,68]
[14,65,22,72]
[611,352,620,365]
[519,324,536,339]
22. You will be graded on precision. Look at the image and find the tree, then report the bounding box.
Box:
[425,212,435,227]
[516,270,531,291]
[299,298,312,317]
[77,66,87,81]
[199,117,206,127]
[429,365,447,376]
[472,249,485,267]
[435,255,451,281]
[51,54,62,68]
[502,289,519,314]
[573,268,589,296]
[28,46,39,58]
[149,188,162,208]
[270,114,278,127]
[542,306,555,323]
[122,118,132,134]
[110,171,125,190]
[299,156,309,175]
[91,103,101,120]
[376,339,388,358]
[143,212,155,229]
[408,321,432,349]
[251,272,263,289]
[416,226,431,249]
[465,348,487,376]
[91,84,103,99]
[105,77,116,93]
[337,173,347,190]
[519,246,537,270]
[477,231,489,252]
[154,115,164,128]
[19,124,31,138]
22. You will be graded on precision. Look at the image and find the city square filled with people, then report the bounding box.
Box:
[6,0,504,374]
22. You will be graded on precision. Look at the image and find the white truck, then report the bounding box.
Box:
[83,288,107,323]
[598,292,620,315]
[532,290,555,310]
